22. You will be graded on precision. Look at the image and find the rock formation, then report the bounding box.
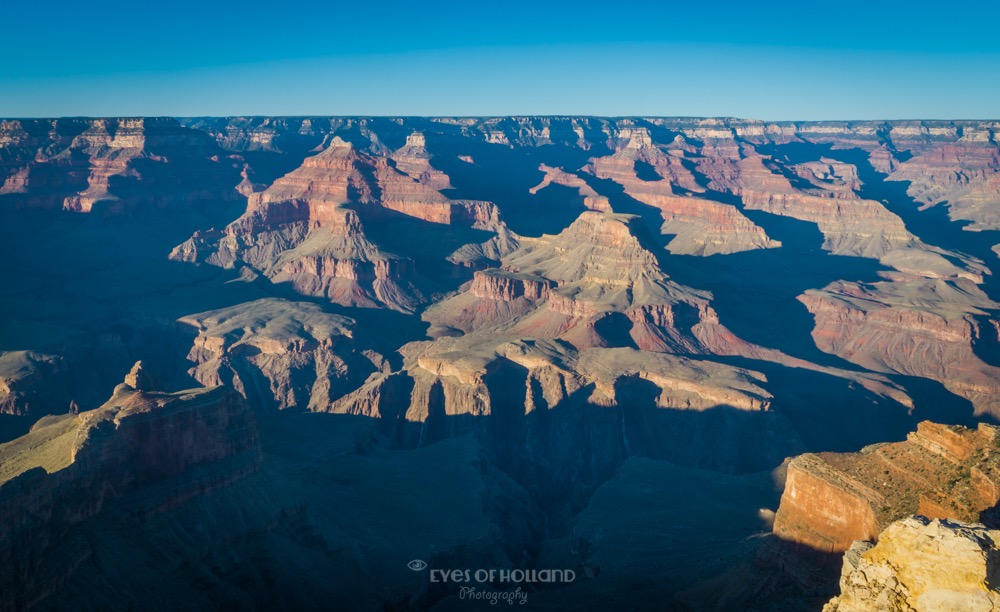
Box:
[0,351,70,419]
[0,366,260,609]
[773,421,1000,554]
[179,298,386,411]
[170,135,513,311]
[696,146,918,259]
[0,117,242,216]
[426,211,732,353]
[170,138,427,311]
[529,164,611,212]
[3,115,1000,610]
[802,278,1000,416]
[891,139,1000,232]
[390,131,453,191]
[824,516,1000,612]
[585,126,779,255]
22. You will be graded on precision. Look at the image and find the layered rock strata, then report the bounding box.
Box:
[179,298,386,411]
[802,278,1000,416]
[773,421,1000,554]
[0,368,261,609]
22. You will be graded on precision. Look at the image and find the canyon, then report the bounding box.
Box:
[1,116,1000,610]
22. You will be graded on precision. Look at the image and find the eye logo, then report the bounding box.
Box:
[407,559,428,571]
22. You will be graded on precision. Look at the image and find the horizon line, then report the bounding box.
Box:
[4,115,1000,124]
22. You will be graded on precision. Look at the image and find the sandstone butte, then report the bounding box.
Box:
[773,421,1000,554]
[169,133,515,313]
[824,516,1000,612]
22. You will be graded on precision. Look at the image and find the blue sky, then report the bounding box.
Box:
[3,0,999,119]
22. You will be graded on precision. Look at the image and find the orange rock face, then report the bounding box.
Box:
[470,269,552,302]
[773,421,1000,554]
[773,454,882,553]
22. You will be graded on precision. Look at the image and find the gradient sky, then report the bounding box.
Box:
[3,0,999,119]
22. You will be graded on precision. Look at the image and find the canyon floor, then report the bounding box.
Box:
[2,116,1000,610]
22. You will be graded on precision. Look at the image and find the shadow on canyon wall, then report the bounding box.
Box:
[772,142,1000,369]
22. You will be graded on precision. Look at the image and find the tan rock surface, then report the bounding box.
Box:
[825,516,1000,612]
[179,298,385,411]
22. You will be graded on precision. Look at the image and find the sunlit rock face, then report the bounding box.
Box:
[824,516,1000,612]
[773,422,1000,554]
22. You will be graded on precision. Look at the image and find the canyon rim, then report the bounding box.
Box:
[4,1,1000,609]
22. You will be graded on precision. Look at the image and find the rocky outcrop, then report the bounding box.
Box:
[869,145,902,174]
[773,421,1000,554]
[0,153,89,210]
[741,189,917,258]
[179,298,385,411]
[0,368,261,609]
[498,212,732,352]
[0,119,91,188]
[590,126,702,194]
[686,141,921,259]
[470,269,553,302]
[0,352,71,423]
[792,159,863,195]
[64,118,239,214]
[171,138,428,312]
[170,135,516,311]
[182,116,328,153]
[446,200,522,269]
[657,194,781,255]
[824,516,1000,612]
[0,117,243,216]
[330,338,784,471]
[123,359,157,391]
[427,211,744,355]
[390,131,453,191]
